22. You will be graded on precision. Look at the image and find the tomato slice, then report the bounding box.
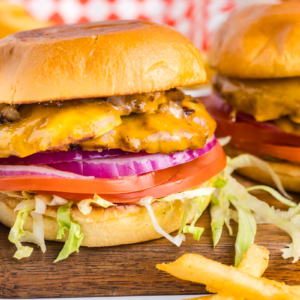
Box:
[32,142,226,203]
[0,164,179,194]
[201,95,300,147]
[231,141,300,163]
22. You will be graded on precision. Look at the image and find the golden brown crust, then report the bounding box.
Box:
[0,20,206,104]
[0,194,211,247]
[225,145,300,193]
[210,1,300,78]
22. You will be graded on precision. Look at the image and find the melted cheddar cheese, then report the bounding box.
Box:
[82,97,216,154]
[0,91,216,157]
[0,100,121,158]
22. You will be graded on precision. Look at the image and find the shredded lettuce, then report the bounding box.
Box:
[51,195,69,206]
[14,199,35,212]
[275,204,300,222]
[14,241,33,259]
[157,187,214,203]
[210,201,230,247]
[210,175,233,247]
[19,212,46,253]
[156,186,214,242]
[138,196,186,247]
[138,186,215,244]
[9,200,35,259]
[229,209,239,223]
[178,198,196,234]
[55,202,84,263]
[211,157,300,263]
[291,215,300,229]
[213,178,227,188]
[183,226,204,241]
[77,194,116,215]
[217,136,231,147]
[35,194,68,206]
[228,195,256,267]
[246,185,296,208]
[183,197,207,241]
[227,154,290,199]
[10,198,47,257]
[227,176,300,263]
[34,196,47,214]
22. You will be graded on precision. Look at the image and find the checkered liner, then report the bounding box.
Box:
[7,0,236,50]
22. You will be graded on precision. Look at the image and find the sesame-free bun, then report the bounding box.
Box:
[210,1,300,78]
[0,194,211,247]
[225,145,300,193]
[0,20,206,105]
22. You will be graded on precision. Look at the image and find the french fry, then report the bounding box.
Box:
[187,296,235,300]
[157,252,299,299]
[184,244,268,300]
[238,244,269,277]
[208,244,269,294]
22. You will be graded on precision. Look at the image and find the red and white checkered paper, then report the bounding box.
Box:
[7,0,236,50]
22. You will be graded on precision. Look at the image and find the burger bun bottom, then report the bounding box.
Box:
[0,193,211,247]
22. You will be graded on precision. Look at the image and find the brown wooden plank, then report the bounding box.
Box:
[1,174,300,298]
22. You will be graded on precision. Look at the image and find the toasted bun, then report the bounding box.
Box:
[225,145,300,193]
[0,194,211,247]
[0,20,206,105]
[210,1,300,78]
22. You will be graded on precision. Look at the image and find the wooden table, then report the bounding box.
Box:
[1,174,300,299]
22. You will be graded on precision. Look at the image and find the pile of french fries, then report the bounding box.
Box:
[157,244,300,299]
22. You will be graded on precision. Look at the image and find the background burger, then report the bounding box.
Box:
[202,0,300,193]
[0,20,226,262]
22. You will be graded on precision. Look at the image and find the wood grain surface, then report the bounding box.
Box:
[1,174,300,299]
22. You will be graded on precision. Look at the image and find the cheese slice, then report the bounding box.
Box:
[0,100,121,158]
[82,98,216,154]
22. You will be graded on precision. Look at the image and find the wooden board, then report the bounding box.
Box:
[1,174,300,299]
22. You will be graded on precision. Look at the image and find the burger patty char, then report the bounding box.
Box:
[0,89,216,158]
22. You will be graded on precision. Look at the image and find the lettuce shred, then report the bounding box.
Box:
[139,186,216,244]
[8,200,35,259]
[77,194,116,215]
[182,197,207,241]
[210,153,300,264]
[55,202,84,263]
[246,185,296,208]
[138,196,186,247]
[227,154,290,199]
[228,195,256,267]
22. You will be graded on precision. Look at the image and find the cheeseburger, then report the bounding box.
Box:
[0,21,226,262]
[203,1,300,193]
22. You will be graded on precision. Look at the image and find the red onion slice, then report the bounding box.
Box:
[49,136,217,178]
[0,165,92,179]
[0,149,128,165]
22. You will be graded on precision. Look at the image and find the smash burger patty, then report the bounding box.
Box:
[202,1,300,192]
[0,20,226,261]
